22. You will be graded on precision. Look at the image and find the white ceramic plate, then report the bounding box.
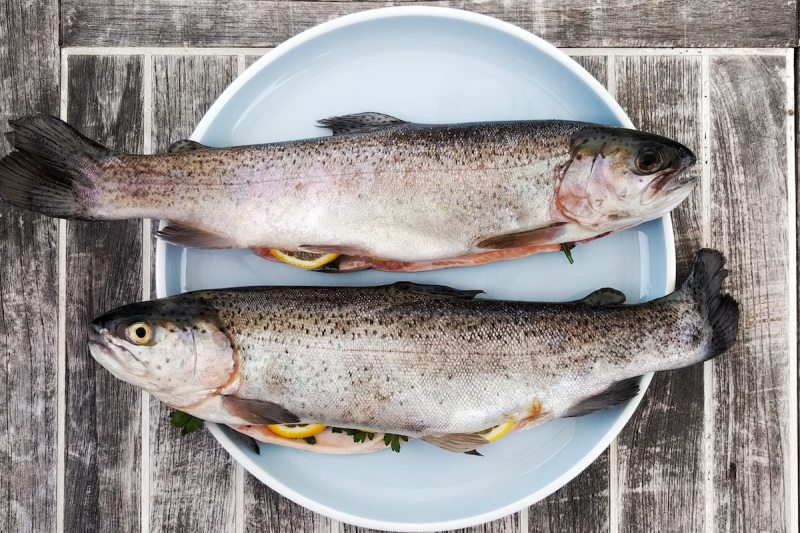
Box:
[155,7,675,531]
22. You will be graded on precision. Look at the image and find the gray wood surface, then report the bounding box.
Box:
[709,55,792,532]
[245,474,333,533]
[65,54,144,533]
[613,54,706,532]
[149,54,240,533]
[0,2,59,532]
[61,0,797,48]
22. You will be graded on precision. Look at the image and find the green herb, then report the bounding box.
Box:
[303,436,317,445]
[383,433,409,453]
[331,427,376,443]
[169,410,204,435]
[560,243,575,264]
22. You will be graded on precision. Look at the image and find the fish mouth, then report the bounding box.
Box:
[87,331,148,376]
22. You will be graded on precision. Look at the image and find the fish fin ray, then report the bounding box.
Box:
[0,114,112,219]
[317,112,408,135]
[679,248,739,359]
[578,288,626,306]
[299,244,369,256]
[477,222,567,249]
[156,223,237,248]
[221,396,300,425]
[167,139,209,153]
[422,433,489,453]
[389,281,483,300]
[565,377,641,418]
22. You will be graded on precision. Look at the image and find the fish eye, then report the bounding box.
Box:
[125,321,154,345]
[633,147,664,174]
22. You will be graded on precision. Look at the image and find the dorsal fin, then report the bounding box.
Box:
[389,281,483,300]
[578,288,626,306]
[168,139,209,153]
[317,112,408,135]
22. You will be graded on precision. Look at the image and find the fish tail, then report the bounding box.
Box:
[681,248,740,359]
[0,114,112,219]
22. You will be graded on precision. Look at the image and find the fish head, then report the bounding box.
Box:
[88,297,236,405]
[557,126,697,231]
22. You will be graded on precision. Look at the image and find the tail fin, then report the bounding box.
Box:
[681,249,739,358]
[0,114,113,219]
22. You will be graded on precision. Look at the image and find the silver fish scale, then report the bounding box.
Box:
[197,285,711,436]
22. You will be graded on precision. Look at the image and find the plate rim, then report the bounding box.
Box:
[155,5,676,531]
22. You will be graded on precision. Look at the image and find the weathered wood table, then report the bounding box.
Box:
[1,1,797,532]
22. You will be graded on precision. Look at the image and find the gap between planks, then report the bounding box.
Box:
[59,47,792,58]
[784,49,798,533]
[701,51,714,533]
[56,48,68,533]
[141,51,153,533]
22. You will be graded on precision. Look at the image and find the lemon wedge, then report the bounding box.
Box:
[269,249,340,270]
[477,420,515,443]
[267,423,327,439]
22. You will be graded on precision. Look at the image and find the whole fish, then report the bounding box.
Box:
[88,249,738,453]
[0,113,696,271]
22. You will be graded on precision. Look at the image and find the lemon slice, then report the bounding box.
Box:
[477,420,515,443]
[269,249,340,269]
[267,423,327,439]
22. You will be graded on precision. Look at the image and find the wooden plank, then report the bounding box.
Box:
[612,55,705,532]
[709,55,791,532]
[149,54,239,533]
[245,474,333,533]
[65,54,144,533]
[527,456,610,532]
[524,54,609,533]
[0,1,60,531]
[61,0,797,48]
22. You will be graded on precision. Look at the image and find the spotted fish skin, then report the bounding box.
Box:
[1,114,696,265]
[88,250,738,441]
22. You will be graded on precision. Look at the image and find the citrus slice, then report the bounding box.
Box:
[477,420,515,443]
[269,249,339,269]
[267,423,327,439]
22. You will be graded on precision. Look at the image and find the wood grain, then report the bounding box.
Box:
[525,54,611,533]
[708,55,792,532]
[61,0,797,48]
[149,54,239,533]
[613,55,706,532]
[0,2,59,531]
[245,473,333,533]
[65,55,144,533]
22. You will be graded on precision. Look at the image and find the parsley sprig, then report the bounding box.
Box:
[169,410,204,435]
[383,433,409,453]
[331,427,409,452]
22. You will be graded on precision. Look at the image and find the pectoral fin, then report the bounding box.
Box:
[317,112,408,135]
[477,222,567,249]
[221,396,300,425]
[423,433,489,453]
[299,244,370,256]
[156,224,237,248]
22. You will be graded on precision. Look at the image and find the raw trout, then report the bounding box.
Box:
[0,113,696,271]
[88,249,738,454]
